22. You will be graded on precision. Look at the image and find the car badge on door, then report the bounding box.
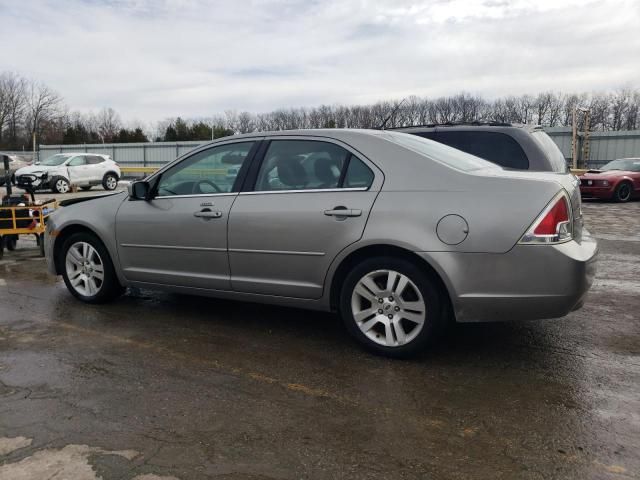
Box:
[200,201,214,207]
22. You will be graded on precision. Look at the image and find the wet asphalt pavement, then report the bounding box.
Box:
[0,191,639,479]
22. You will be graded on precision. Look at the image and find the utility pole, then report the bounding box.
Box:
[571,107,578,169]
[571,107,591,169]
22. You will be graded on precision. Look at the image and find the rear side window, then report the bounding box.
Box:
[86,155,105,165]
[435,131,529,170]
[67,156,86,166]
[253,140,375,191]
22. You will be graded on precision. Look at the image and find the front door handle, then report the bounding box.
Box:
[324,207,362,217]
[194,208,223,219]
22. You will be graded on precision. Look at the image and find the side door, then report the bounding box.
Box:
[85,155,106,182]
[228,138,382,299]
[115,140,260,290]
[65,155,88,184]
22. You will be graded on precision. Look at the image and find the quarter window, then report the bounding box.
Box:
[157,142,255,196]
[254,140,373,191]
[343,156,374,188]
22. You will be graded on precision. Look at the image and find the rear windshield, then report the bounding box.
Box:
[382,131,499,172]
[532,131,568,173]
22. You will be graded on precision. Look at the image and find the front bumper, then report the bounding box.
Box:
[579,185,614,199]
[421,230,598,323]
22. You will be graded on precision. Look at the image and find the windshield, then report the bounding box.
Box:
[531,131,568,173]
[601,158,640,172]
[382,131,498,172]
[40,154,69,166]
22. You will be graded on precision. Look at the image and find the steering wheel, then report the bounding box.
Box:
[192,179,223,194]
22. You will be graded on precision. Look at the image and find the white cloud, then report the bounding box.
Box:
[1,0,638,122]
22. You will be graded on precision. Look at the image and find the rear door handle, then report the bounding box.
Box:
[194,209,223,219]
[324,208,362,217]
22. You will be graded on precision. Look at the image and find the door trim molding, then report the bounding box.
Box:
[229,248,325,257]
[121,243,227,252]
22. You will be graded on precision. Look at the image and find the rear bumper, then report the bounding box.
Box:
[420,230,598,323]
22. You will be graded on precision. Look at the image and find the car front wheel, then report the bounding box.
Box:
[52,177,70,194]
[61,232,124,303]
[614,182,632,203]
[102,173,118,191]
[340,257,445,358]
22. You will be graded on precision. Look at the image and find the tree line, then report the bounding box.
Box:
[1,70,639,150]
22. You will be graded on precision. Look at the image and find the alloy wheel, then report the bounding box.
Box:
[618,184,631,201]
[105,176,117,190]
[65,241,105,297]
[351,269,426,347]
[56,179,70,193]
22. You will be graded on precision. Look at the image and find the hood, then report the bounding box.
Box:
[15,164,66,176]
[580,170,633,178]
[58,191,124,207]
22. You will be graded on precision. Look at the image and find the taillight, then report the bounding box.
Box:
[520,192,573,244]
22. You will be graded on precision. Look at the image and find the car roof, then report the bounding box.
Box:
[392,123,544,133]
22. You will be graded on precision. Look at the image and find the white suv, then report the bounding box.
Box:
[15,153,122,193]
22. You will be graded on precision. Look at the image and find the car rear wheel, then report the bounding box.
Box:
[52,177,70,194]
[614,182,632,203]
[340,257,445,358]
[102,173,118,191]
[61,232,124,303]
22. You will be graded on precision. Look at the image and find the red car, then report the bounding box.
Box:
[579,158,640,202]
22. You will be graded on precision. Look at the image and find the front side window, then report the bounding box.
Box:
[67,156,86,167]
[157,142,255,196]
[254,140,373,191]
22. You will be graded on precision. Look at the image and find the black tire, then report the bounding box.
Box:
[0,236,4,260]
[60,232,124,304]
[339,256,446,358]
[613,182,633,203]
[38,234,45,257]
[80,186,92,191]
[52,176,71,194]
[102,173,118,191]
[4,235,17,251]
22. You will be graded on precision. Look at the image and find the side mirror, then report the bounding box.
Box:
[128,181,150,200]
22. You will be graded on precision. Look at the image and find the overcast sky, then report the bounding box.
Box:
[1,0,639,123]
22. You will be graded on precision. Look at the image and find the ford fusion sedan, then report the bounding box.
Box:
[44,130,597,357]
[15,153,121,193]
[578,158,640,202]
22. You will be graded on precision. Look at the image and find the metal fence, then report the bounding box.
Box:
[546,128,640,168]
[39,128,640,171]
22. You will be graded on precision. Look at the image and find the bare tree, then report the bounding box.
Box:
[95,107,121,143]
[25,80,62,149]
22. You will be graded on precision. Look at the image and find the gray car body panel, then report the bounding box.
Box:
[45,129,597,322]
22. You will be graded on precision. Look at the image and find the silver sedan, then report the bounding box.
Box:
[44,130,597,357]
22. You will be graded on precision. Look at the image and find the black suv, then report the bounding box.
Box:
[395,123,568,172]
